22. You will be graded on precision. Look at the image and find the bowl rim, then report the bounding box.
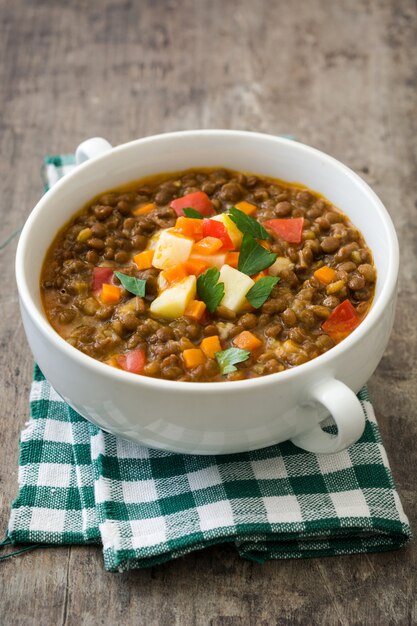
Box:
[16,129,399,395]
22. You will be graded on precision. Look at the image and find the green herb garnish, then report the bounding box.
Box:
[196,267,225,313]
[114,272,146,297]
[246,276,280,308]
[238,234,277,276]
[228,207,269,240]
[215,348,251,374]
[183,207,204,219]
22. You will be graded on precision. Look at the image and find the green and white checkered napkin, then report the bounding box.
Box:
[7,155,412,572]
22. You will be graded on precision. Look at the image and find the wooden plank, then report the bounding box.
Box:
[0,0,416,624]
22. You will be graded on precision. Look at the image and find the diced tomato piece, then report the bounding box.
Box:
[116,349,147,375]
[263,218,304,244]
[322,299,361,342]
[170,191,215,217]
[202,219,234,250]
[92,267,114,295]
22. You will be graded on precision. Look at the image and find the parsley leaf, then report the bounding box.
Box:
[238,234,277,276]
[215,348,251,374]
[196,267,225,313]
[246,276,280,308]
[228,207,269,240]
[114,272,146,297]
[183,207,204,219]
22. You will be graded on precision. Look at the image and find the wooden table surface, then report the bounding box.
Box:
[0,1,416,624]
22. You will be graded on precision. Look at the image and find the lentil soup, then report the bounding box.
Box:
[41,168,376,382]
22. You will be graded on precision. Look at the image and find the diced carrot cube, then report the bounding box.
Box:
[259,240,271,250]
[100,283,122,304]
[185,258,209,276]
[233,330,262,351]
[200,335,222,359]
[225,251,239,268]
[241,300,255,312]
[162,263,189,285]
[251,270,268,281]
[182,348,205,369]
[235,201,257,215]
[133,203,155,216]
[314,265,337,285]
[188,252,226,270]
[133,250,154,270]
[104,356,119,368]
[185,300,207,320]
[174,217,204,240]
[192,237,223,255]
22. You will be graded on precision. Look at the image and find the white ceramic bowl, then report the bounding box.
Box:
[15,131,399,454]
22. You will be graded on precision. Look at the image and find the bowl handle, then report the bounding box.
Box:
[75,137,113,165]
[290,379,365,454]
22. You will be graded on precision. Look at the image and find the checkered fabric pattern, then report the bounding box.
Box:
[6,155,412,572]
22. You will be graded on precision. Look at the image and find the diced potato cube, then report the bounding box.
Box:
[219,264,254,313]
[146,229,163,250]
[150,275,196,319]
[117,297,140,314]
[268,256,294,276]
[152,229,194,269]
[211,214,243,249]
[157,272,169,293]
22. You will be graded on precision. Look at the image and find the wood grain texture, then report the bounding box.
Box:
[0,0,416,624]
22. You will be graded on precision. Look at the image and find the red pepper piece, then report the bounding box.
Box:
[92,267,114,295]
[202,219,234,250]
[263,217,304,244]
[170,191,215,217]
[322,299,361,342]
[116,348,147,374]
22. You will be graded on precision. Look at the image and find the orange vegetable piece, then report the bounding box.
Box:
[200,335,222,359]
[233,330,262,351]
[251,270,268,282]
[174,217,204,240]
[185,300,207,321]
[235,201,257,215]
[241,300,255,312]
[133,203,155,216]
[259,240,271,250]
[192,237,223,255]
[161,264,189,285]
[314,265,337,285]
[100,283,122,304]
[225,251,239,268]
[133,250,154,270]
[185,258,209,276]
[182,348,205,369]
[104,356,119,368]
